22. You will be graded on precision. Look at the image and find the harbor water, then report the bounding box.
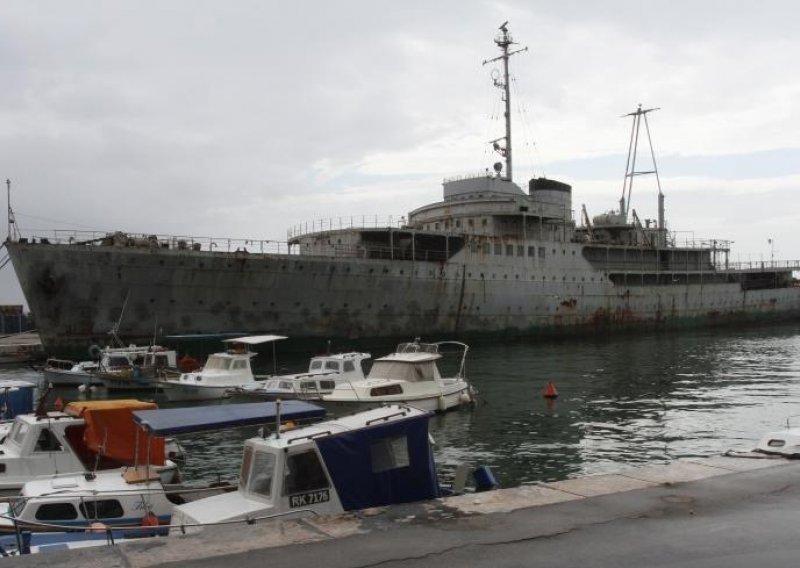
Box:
[3,322,800,488]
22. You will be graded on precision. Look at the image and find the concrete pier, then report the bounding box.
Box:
[14,454,799,567]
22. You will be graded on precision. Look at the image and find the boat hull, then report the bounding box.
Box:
[42,369,101,387]
[323,383,473,413]
[161,383,230,402]
[8,241,800,353]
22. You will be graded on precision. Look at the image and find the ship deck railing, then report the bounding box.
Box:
[287,215,407,240]
[12,230,295,255]
[717,260,800,273]
[597,260,800,274]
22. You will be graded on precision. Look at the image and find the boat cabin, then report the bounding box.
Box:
[169,404,440,532]
[0,467,175,532]
[237,351,371,400]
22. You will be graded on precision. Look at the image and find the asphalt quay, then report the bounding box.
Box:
[13,453,800,567]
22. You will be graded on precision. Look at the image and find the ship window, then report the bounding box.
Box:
[494,244,502,255]
[232,360,247,370]
[34,429,63,452]
[435,223,440,230]
[468,219,474,227]
[455,220,461,228]
[539,247,546,259]
[79,499,124,520]
[517,246,524,257]
[343,361,355,372]
[506,245,513,256]
[319,380,335,390]
[35,503,78,521]
[482,218,487,226]
[300,380,317,390]
[445,221,450,229]
[371,435,410,473]
[324,361,340,371]
[284,450,329,495]
[528,246,535,257]
[248,450,276,498]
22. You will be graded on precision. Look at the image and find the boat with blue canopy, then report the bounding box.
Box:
[169,403,496,533]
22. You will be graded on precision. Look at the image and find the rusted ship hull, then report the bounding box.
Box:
[8,239,800,354]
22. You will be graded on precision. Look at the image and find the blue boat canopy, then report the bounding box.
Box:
[132,401,325,435]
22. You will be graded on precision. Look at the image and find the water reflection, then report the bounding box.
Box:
[3,322,800,488]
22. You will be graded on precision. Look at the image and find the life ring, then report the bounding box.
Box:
[88,344,103,359]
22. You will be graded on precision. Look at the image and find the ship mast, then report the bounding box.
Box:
[620,104,666,247]
[483,22,527,182]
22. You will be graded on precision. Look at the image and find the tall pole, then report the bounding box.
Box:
[6,179,10,242]
[500,31,512,181]
[483,22,527,183]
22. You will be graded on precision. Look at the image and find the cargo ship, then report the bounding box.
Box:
[5,24,800,354]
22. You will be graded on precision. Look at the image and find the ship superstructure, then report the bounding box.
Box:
[4,24,800,353]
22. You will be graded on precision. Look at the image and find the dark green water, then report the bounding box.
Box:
[4,321,800,488]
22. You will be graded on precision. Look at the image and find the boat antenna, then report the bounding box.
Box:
[108,289,131,347]
[274,398,282,440]
[482,22,527,182]
[620,105,663,226]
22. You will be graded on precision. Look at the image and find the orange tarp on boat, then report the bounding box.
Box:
[64,400,166,465]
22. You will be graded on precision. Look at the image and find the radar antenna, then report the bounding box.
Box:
[482,22,527,182]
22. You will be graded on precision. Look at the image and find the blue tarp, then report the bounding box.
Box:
[0,380,35,421]
[132,401,325,435]
[315,412,440,511]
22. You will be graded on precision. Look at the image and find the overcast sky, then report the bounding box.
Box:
[2,0,800,307]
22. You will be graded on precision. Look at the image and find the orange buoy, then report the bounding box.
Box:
[543,381,559,399]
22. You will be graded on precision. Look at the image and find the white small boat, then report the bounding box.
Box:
[94,345,178,391]
[755,426,800,458]
[0,400,180,494]
[42,358,101,386]
[159,335,286,402]
[228,351,371,401]
[322,340,475,412]
[0,467,175,533]
[169,403,491,533]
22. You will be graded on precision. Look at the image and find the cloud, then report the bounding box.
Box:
[3,0,800,307]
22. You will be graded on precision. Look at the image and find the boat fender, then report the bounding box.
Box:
[88,344,103,359]
[472,465,498,492]
[437,394,446,412]
[459,391,472,405]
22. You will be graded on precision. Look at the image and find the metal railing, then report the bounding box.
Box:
[286,215,407,239]
[13,229,294,255]
[718,260,800,272]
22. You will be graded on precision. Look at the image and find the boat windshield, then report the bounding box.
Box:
[248,450,276,499]
[106,356,130,367]
[7,421,28,447]
[204,356,232,371]
[10,498,25,517]
[368,361,437,382]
